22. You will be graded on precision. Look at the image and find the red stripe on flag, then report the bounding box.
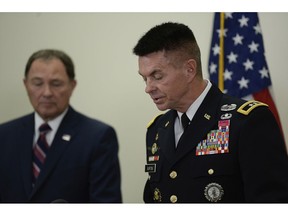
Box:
[253,87,285,140]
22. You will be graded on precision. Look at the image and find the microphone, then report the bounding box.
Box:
[51,199,68,203]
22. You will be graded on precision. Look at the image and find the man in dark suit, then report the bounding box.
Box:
[133,22,288,203]
[0,49,122,203]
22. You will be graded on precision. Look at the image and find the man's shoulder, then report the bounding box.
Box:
[147,113,164,129]
[0,113,33,128]
[236,100,268,115]
[221,95,268,116]
[71,109,114,131]
[147,110,174,129]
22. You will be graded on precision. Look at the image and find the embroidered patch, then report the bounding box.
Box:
[196,120,230,156]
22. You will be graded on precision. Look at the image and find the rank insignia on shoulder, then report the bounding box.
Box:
[147,113,163,128]
[237,100,268,115]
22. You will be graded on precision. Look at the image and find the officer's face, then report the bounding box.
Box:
[24,58,76,121]
[138,51,194,112]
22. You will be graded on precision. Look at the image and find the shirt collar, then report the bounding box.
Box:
[177,79,212,121]
[34,108,69,133]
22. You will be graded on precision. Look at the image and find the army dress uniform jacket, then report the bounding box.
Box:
[144,84,288,203]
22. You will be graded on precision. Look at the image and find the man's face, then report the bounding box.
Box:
[24,58,76,121]
[138,51,191,111]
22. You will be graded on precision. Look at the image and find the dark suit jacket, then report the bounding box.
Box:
[0,106,122,203]
[144,84,288,203]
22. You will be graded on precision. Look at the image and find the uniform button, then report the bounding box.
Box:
[169,171,177,179]
[208,169,214,175]
[170,195,178,203]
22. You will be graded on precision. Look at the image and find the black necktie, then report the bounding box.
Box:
[181,113,190,130]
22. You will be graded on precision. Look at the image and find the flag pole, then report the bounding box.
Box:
[218,12,225,92]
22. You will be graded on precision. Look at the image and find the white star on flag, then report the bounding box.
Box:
[208,12,284,139]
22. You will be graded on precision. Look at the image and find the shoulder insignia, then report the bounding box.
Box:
[237,100,268,115]
[147,114,163,128]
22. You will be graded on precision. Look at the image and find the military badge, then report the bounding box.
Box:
[220,113,232,120]
[204,182,224,202]
[221,104,237,111]
[204,113,211,120]
[153,188,162,202]
[155,133,159,141]
[165,121,169,127]
[151,143,158,154]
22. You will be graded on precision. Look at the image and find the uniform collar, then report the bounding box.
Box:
[177,79,212,121]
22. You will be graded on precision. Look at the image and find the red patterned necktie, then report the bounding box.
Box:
[32,123,51,184]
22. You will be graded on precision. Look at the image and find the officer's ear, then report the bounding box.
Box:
[185,58,197,81]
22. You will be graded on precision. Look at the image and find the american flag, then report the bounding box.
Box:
[208,12,284,137]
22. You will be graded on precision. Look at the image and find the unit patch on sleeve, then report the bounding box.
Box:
[196,120,230,156]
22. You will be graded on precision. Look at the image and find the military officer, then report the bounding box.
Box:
[133,22,288,203]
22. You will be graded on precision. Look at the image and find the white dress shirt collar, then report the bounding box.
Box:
[33,108,69,146]
[175,80,212,146]
[177,79,212,121]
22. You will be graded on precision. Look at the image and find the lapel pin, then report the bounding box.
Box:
[155,133,159,141]
[204,113,211,120]
[165,121,169,127]
[62,134,71,141]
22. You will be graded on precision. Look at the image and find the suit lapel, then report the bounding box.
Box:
[174,85,223,163]
[30,107,79,197]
